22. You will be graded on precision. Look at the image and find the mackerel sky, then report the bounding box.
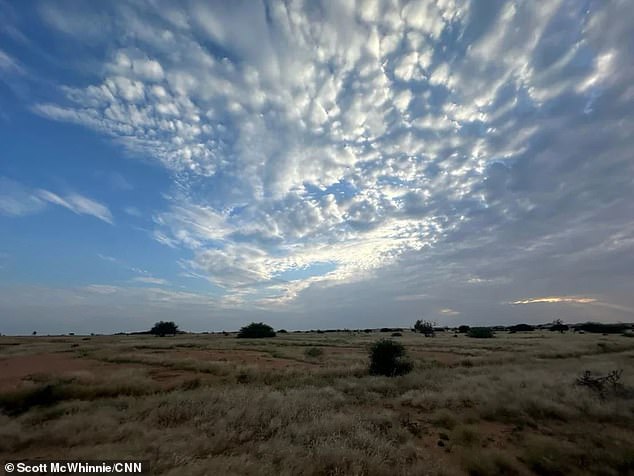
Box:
[1,0,633,334]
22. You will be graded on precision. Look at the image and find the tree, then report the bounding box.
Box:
[368,339,413,377]
[458,325,470,333]
[237,322,276,338]
[150,321,178,337]
[550,319,569,333]
[414,319,435,337]
[32,331,37,336]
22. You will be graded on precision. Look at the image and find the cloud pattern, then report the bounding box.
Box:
[3,0,633,326]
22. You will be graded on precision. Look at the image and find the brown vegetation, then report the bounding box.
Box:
[1,331,634,475]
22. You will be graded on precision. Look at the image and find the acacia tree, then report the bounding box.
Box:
[414,319,435,337]
[550,319,569,333]
[150,321,178,337]
[237,322,276,338]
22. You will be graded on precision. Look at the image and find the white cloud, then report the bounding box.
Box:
[38,190,113,224]
[25,0,634,311]
[0,177,113,224]
[0,48,24,75]
[0,178,46,216]
[124,206,141,217]
[512,296,597,305]
[439,308,460,316]
[132,276,168,285]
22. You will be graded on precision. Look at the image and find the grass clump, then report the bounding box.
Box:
[368,339,413,377]
[462,449,520,476]
[431,409,458,429]
[304,347,324,358]
[453,424,480,446]
[0,384,64,415]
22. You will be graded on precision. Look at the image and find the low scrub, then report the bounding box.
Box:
[304,347,324,358]
[467,327,494,338]
[574,322,630,334]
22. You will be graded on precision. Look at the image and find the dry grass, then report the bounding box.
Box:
[1,331,634,475]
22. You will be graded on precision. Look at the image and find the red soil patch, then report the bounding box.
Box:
[410,350,462,364]
[322,346,364,354]
[0,353,108,391]
[166,349,312,369]
[0,352,205,391]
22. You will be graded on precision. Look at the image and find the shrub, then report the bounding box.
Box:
[304,347,324,358]
[458,325,470,333]
[150,321,178,337]
[368,339,413,377]
[237,322,276,338]
[277,329,288,333]
[468,327,494,338]
[391,332,402,337]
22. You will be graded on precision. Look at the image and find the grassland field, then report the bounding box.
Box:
[1,330,633,475]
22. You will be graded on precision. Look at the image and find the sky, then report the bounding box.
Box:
[1,0,633,334]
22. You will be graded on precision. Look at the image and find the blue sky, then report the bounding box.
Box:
[1,0,633,334]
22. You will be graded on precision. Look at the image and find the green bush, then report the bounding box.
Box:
[237,322,276,338]
[368,339,413,377]
[468,327,494,338]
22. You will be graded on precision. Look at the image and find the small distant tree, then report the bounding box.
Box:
[467,327,494,338]
[368,339,413,377]
[458,325,470,333]
[414,319,435,337]
[237,322,276,338]
[550,319,569,333]
[32,331,37,336]
[151,321,178,337]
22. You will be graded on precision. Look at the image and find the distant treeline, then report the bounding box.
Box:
[60,321,632,337]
